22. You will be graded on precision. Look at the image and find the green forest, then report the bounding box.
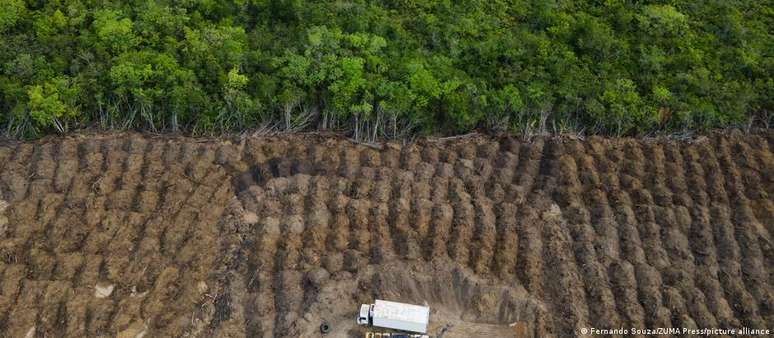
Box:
[1,0,771,138]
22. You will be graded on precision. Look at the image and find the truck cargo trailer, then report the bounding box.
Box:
[356,300,430,333]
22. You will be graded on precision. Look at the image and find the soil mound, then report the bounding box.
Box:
[0,131,771,337]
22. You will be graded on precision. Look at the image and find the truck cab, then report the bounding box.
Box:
[358,304,373,325]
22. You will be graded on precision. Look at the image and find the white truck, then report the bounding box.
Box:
[356,300,430,334]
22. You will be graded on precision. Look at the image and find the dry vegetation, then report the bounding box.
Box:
[0,130,771,337]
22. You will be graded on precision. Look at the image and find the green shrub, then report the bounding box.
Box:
[0,0,770,138]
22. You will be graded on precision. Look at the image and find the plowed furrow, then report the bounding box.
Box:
[620,142,674,329]
[650,143,708,329]
[542,220,590,336]
[562,143,622,331]
[713,138,771,327]
[698,141,762,328]
[599,146,649,329]
[682,145,736,327]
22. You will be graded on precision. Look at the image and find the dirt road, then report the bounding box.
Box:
[0,131,771,337]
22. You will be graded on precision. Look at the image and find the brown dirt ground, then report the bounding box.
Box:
[0,130,771,337]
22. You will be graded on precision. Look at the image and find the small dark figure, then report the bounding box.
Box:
[319,321,331,334]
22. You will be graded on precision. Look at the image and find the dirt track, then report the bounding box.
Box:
[0,131,771,337]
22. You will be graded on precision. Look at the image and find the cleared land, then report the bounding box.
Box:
[0,131,771,337]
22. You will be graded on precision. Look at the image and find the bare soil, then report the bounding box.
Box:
[0,130,771,337]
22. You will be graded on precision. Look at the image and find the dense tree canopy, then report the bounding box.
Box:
[1,0,771,138]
